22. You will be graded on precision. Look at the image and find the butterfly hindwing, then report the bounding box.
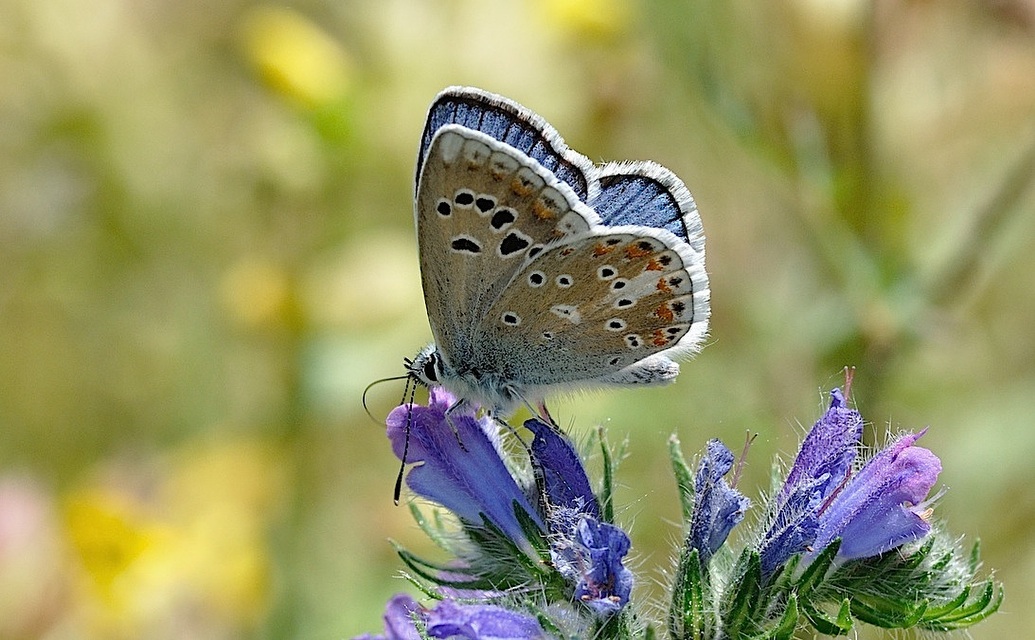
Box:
[479,228,708,387]
[415,125,599,370]
[591,162,706,253]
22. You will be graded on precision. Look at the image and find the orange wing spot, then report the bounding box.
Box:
[532,199,556,221]
[593,243,616,257]
[652,304,675,323]
[651,329,671,347]
[559,247,576,257]
[656,277,672,293]
[511,177,535,197]
[625,244,653,260]
[645,257,666,271]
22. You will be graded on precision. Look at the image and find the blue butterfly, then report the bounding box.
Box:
[406,87,709,419]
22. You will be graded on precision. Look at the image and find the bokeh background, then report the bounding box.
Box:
[1,0,1033,638]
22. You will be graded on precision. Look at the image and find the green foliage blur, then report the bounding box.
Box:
[1,0,1032,638]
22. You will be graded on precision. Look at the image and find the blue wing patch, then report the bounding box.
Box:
[417,87,591,201]
[591,170,697,245]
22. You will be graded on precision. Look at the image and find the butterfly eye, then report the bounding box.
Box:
[423,356,439,383]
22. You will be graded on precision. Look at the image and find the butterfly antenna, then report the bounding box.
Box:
[394,373,418,505]
[362,374,410,424]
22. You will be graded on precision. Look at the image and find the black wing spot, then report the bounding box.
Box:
[451,237,482,254]
[490,208,516,230]
[476,196,496,213]
[500,232,531,256]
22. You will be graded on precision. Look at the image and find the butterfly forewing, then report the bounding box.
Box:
[415,125,598,370]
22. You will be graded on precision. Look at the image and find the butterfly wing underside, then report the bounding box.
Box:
[415,125,599,373]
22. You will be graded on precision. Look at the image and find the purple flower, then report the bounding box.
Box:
[689,439,750,566]
[810,430,941,562]
[759,388,861,576]
[355,593,545,640]
[386,388,544,552]
[526,420,633,617]
[759,389,941,576]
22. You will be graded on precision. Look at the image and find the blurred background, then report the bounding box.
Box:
[1,0,1033,637]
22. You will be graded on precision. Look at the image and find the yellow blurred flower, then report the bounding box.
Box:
[535,0,632,41]
[65,490,160,603]
[240,5,353,107]
[61,439,286,637]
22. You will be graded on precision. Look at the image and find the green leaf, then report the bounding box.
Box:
[668,434,696,525]
[669,547,708,640]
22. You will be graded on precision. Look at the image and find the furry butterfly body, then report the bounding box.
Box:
[408,87,709,416]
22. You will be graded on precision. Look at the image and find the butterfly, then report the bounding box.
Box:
[406,86,709,420]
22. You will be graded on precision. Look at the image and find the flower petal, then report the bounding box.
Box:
[689,439,750,566]
[526,419,600,519]
[426,599,545,639]
[814,431,941,561]
[386,389,544,548]
[778,388,861,508]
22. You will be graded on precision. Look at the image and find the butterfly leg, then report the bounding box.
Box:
[443,399,471,452]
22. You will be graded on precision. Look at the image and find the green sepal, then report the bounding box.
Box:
[746,592,798,640]
[921,580,1004,630]
[668,434,696,525]
[392,542,500,591]
[720,550,763,638]
[801,597,852,636]
[511,500,552,560]
[793,539,839,598]
[465,512,554,586]
[668,547,708,640]
[967,538,983,574]
[408,502,452,551]
[597,425,616,524]
[592,610,633,640]
[849,594,927,628]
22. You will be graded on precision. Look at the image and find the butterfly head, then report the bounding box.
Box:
[406,343,447,388]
